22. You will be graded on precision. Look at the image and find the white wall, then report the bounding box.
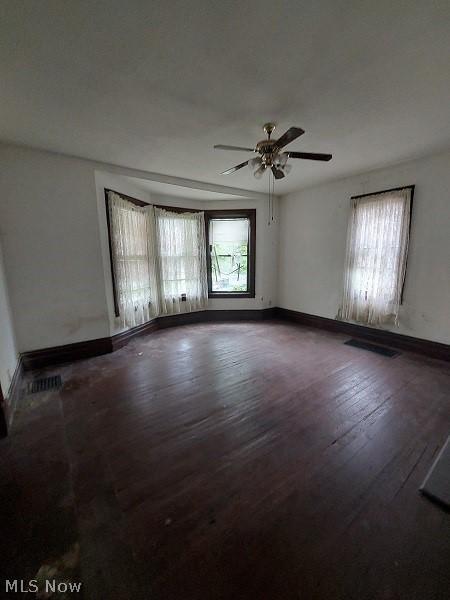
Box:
[0,240,18,398]
[0,144,110,351]
[278,149,450,344]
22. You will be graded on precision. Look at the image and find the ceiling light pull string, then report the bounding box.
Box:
[272,173,275,222]
[267,171,274,224]
[270,173,273,224]
[267,171,271,226]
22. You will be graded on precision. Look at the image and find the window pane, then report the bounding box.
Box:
[210,218,249,292]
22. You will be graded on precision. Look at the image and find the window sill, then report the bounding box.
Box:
[208,292,255,299]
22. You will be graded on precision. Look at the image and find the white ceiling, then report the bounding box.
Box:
[1,1,449,194]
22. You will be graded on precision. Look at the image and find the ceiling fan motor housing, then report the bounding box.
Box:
[256,139,277,153]
[256,139,279,166]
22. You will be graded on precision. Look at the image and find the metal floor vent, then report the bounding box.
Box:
[344,338,399,357]
[28,375,62,394]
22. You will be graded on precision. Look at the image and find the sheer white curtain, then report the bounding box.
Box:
[108,192,159,327]
[339,188,411,326]
[155,208,208,315]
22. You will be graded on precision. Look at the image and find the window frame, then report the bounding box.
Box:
[204,209,256,299]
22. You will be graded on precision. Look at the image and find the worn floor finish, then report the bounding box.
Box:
[1,321,450,599]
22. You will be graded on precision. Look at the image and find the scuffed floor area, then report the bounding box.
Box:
[1,320,450,599]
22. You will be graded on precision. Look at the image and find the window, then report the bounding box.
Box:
[205,210,256,298]
[107,192,159,326]
[155,208,208,315]
[340,186,413,326]
[106,191,208,327]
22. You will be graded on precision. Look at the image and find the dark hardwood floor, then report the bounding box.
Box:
[1,320,450,599]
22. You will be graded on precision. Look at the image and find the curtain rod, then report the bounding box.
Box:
[351,185,415,200]
[105,188,201,213]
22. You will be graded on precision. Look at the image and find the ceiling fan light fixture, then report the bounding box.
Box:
[248,156,262,171]
[253,165,266,179]
[282,163,292,174]
[277,152,289,167]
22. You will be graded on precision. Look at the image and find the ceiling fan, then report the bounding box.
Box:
[214,123,332,179]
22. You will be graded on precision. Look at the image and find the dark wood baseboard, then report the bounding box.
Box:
[276,308,450,363]
[156,309,207,330]
[0,379,7,438]
[205,308,277,321]
[21,308,277,370]
[112,319,159,351]
[21,337,112,371]
[17,306,450,371]
[0,356,25,435]
[155,308,276,328]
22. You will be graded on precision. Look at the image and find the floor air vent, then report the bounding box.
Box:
[28,375,62,394]
[344,338,399,357]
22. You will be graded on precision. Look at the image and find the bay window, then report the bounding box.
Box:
[106,190,208,327]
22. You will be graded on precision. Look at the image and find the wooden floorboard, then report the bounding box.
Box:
[1,320,450,599]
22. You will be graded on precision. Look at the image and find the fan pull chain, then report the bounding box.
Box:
[271,173,275,222]
[267,172,275,225]
[266,171,277,225]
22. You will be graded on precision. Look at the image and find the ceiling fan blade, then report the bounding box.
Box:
[214,144,255,152]
[275,127,305,149]
[288,151,332,161]
[221,160,249,175]
[271,166,285,180]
